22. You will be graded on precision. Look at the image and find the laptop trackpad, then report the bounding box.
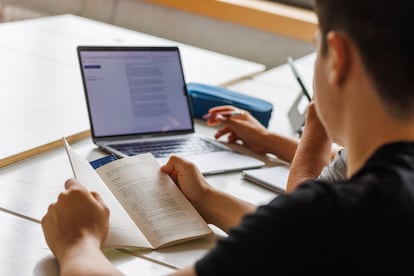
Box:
[157,151,264,176]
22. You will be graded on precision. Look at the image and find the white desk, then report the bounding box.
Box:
[0,14,265,168]
[0,210,175,276]
[0,52,315,273]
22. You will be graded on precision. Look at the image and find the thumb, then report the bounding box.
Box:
[64,178,87,191]
[217,114,233,124]
[217,115,242,128]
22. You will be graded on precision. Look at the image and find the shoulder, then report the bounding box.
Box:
[319,148,347,182]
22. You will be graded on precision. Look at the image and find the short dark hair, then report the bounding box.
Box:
[315,0,414,119]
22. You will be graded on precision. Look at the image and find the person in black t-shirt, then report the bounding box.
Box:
[41,0,414,275]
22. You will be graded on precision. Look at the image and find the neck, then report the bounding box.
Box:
[344,101,414,178]
[335,52,414,177]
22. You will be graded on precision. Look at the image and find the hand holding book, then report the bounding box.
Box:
[63,138,212,250]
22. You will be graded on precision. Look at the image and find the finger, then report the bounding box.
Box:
[90,191,107,208]
[169,168,183,184]
[41,203,57,230]
[64,178,86,191]
[207,111,232,125]
[228,132,241,144]
[160,156,189,184]
[206,118,220,126]
[217,112,253,131]
[214,126,232,139]
[217,114,243,126]
[160,155,183,174]
[206,117,222,126]
[207,106,244,126]
[44,202,56,219]
[161,155,195,172]
[207,105,234,114]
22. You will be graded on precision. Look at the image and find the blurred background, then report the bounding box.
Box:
[0,0,315,69]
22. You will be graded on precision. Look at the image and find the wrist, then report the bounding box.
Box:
[255,129,273,153]
[264,132,299,163]
[56,235,102,264]
[193,185,219,224]
[57,235,121,276]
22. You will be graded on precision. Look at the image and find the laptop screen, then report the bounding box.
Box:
[78,46,194,139]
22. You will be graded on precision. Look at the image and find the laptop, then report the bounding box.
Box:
[77,46,264,175]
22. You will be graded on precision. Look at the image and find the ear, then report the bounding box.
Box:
[326,31,351,85]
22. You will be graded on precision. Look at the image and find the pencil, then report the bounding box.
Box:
[287,56,312,102]
[202,109,244,120]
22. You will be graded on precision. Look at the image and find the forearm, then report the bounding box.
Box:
[286,132,331,192]
[194,188,256,233]
[261,132,299,163]
[286,106,332,192]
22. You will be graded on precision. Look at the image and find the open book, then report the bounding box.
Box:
[63,138,212,250]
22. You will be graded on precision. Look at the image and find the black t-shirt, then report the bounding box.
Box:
[196,142,414,275]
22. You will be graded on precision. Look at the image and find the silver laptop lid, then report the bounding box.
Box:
[77,46,195,142]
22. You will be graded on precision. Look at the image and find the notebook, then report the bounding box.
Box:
[77,46,264,175]
[242,166,290,194]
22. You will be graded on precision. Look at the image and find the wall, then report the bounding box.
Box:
[0,0,314,68]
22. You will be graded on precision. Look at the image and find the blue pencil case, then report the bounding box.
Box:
[186,82,273,127]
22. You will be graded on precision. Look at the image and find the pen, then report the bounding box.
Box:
[287,56,312,102]
[202,109,244,120]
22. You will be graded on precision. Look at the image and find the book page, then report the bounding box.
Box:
[63,139,152,249]
[96,153,212,249]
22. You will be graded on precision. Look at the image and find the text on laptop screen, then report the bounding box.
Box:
[79,48,193,138]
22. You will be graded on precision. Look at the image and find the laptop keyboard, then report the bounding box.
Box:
[108,136,225,158]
